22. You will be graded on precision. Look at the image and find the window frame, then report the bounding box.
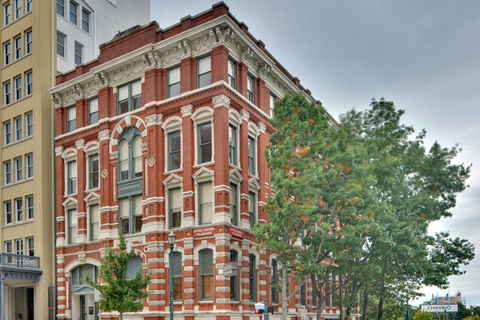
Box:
[249,191,256,229]
[167,130,181,171]
[27,237,34,256]
[270,93,277,118]
[229,250,238,301]
[15,116,22,141]
[4,41,11,65]
[4,3,11,25]
[57,32,66,58]
[198,181,213,225]
[66,105,76,132]
[248,135,256,176]
[247,73,255,103]
[14,0,21,19]
[199,249,214,300]
[88,153,99,189]
[168,187,182,229]
[14,36,21,60]
[117,79,142,114]
[172,252,182,301]
[229,183,238,226]
[228,57,236,89]
[88,97,98,124]
[15,238,23,255]
[15,156,22,182]
[74,41,83,65]
[167,65,180,98]
[4,121,11,145]
[4,160,11,185]
[4,201,12,225]
[249,254,256,301]
[118,126,142,182]
[197,54,211,88]
[25,30,32,54]
[14,76,22,100]
[68,208,77,244]
[25,71,33,96]
[228,124,237,166]
[15,198,23,223]
[89,204,99,241]
[118,195,143,234]
[26,0,32,13]
[26,195,33,220]
[67,160,77,194]
[4,81,11,105]
[272,259,278,304]
[26,153,33,178]
[69,0,78,24]
[57,0,64,17]
[26,112,33,136]
[81,8,90,32]
[197,122,212,165]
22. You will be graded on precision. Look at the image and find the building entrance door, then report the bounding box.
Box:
[80,295,86,320]
[27,288,34,320]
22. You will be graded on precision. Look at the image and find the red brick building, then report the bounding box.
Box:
[51,3,344,320]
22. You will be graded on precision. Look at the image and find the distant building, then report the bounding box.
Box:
[0,1,149,320]
[51,3,344,320]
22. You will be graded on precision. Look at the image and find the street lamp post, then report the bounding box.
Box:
[168,231,176,320]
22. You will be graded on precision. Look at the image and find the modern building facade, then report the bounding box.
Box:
[0,1,149,320]
[51,3,346,320]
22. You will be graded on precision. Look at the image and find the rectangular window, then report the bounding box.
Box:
[26,153,33,178]
[25,30,32,54]
[249,254,256,301]
[197,55,211,88]
[89,154,99,189]
[25,71,33,95]
[88,98,98,124]
[14,36,21,60]
[81,8,90,32]
[4,201,12,224]
[4,81,11,105]
[15,198,23,222]
[134,196,142,233]
[117,79,141,114]
[247,74,255,103]
[249,192,256,229]
[167,131,181,171]
[173,252,182,300]
[248,136,256,175]
[198,122,212,164]
[228,125,237,166]
[270,93,276,118]
[67,106,76,132]
[74,42,83,65]
[68,209,77,244]
[27,237,34,256]
[119,198,129,234]
[89,205,99,241]
[26,0,32,12]
[4,161,11,184]
[230,183,238,226]
[69,1,77,24]
[14,0,21,19]
[168,66,180,97]
[228,58,236,89]
[67,160,77,194]
[199,181,212,225]
[26,112,33,136]
[15,117,22,141]
[4,41,10,65]
[27,195,33,219]
[200,250,213,300]
[169,188,181,229]
[120,196,142,234]
[272,259,278,303]
[301,283,306,305]
[15,238,23,255]
[57,32,65,57]
[4,121,11,145]
[15,157,22,181]
[4,241,12,263]
[57,0,64,16]
[4,3,11,25]
[14,76,22,100]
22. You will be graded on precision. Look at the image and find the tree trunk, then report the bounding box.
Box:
[120,312,123,320]
[362,287,369,320]
[377,285,385,320]
[282,264,288,320]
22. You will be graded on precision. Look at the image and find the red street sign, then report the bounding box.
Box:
[229,227,244,239]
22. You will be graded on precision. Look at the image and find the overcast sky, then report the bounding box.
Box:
[150,0,480,307]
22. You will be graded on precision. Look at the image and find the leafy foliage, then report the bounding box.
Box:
[86,233,150,320]
[413,310,434,320]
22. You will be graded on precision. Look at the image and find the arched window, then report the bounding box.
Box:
[249,254,256,301]
[127,255,143,280]
[172,252,182,300]
[229,250,238,301]
[199,249,213,300]
[71,264,98,288]
[118,126,142,182]
[271,258,278,304]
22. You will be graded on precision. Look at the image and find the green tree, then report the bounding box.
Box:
[413,310,434,320]
[256,93,372,320]
[86,233,150,320]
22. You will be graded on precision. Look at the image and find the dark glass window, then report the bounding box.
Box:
[168,66,180,97]
[198,122,212,164]
[168,130,181,171]
[169,188,181,229]
[118,79,142,114]
[228,125,237,166]
[200,249,213,300]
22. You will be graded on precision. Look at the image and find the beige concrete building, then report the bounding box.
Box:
[0,1,149,320]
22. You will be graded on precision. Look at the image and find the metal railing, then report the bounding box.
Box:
[0,253,40,269]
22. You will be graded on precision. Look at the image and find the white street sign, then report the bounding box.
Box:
[421,304,458,313]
